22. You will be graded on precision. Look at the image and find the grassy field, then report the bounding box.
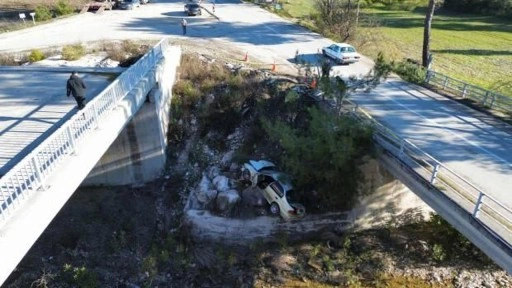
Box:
[280,2,512,96]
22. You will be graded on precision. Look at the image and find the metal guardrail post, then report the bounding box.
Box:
[93,103,100,129]
[483,91,489,105]
[425,70,432,83]
[473,192,485,218]
[66,126,76,155]
[462,84,467,98]
[30,157,44,191]
[430,163,440,184]
[399,140,405,158]
[490,94,496,108]
[442,76,448,90]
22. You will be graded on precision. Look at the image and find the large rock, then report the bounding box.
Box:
[241,187,266,207]
[216,189,241,215]
[207,166,221,179]
[212,175,230,192]
[195,174,217,206]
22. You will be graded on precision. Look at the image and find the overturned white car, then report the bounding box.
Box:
[241,160,306,220]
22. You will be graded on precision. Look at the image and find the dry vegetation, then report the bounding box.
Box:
[0,0,87,11]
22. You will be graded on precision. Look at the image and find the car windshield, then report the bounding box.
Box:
[189,4,200,8]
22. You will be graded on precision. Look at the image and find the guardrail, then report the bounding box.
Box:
[0,39,168,224]
[425,70,512,113]
[343,100,512,248]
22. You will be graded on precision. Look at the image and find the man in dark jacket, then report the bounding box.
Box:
[66,71,87,109]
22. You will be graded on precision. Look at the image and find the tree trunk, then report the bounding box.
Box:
[422,0,436,68]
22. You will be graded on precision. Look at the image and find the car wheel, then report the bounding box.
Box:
[270,202,280,215]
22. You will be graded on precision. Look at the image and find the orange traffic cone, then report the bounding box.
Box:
[243,52,248,62]
[310,78,317,89]
[271,61,276,72]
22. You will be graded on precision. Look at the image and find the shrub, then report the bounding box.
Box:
[62,44,85,61]
[28,49,46,62]
[34,6,53,22]
[54,0,75,17]
[0,54,20,66]
[392,60,427,84]
[262,107,374,211]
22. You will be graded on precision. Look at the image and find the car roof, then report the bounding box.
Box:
[249,160,276,171]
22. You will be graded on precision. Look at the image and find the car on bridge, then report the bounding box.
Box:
[321,43,361,65]
[241,160,306,221]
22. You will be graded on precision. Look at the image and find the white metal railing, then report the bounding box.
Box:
[0,39,168,223]
[344,100,512,248]
[425,70,512,113]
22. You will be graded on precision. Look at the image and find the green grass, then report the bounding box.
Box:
[277,2,512,97]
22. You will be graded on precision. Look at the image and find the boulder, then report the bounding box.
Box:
[195,174,217,205]
[221,151,235,166]
[241,187,266,207]
[207,166,221,179]
[212,175,230,192]
[229,162,239,173]
[216,189,241,215]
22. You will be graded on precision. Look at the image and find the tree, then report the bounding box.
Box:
[262,107,374,211]
[315,0,358,42]
[422,0,436,68]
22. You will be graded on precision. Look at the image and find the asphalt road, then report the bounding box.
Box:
[0,0,510,211]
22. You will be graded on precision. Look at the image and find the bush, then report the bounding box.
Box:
[262,107,374,211]
[62,44,85,61]
[28,49,46,62]
[34,6,53,21]
[0,54,20,66]
[54,0,75,17]
[392,60,427,84]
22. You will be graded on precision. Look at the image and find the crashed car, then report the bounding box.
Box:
[241,160,305,220]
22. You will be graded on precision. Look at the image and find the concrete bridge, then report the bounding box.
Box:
[0,39,181,285]
[0,39,510,286]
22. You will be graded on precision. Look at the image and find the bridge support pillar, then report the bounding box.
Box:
[83,48,179,186]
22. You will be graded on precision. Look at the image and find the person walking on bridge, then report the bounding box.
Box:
[66,71,87,110]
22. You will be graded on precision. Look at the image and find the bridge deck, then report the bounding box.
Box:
[0,70,113,175]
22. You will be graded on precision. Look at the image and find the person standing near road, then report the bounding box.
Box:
[181,18,187,35]
[66,71,87,110]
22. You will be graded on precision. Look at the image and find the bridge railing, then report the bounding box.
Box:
[425,70,512,113]
[0,39,169,224]
[344,100,512,248]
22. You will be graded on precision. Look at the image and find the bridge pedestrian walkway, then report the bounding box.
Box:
[0,70,114,176]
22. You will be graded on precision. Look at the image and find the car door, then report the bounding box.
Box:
[333,45,342,59]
